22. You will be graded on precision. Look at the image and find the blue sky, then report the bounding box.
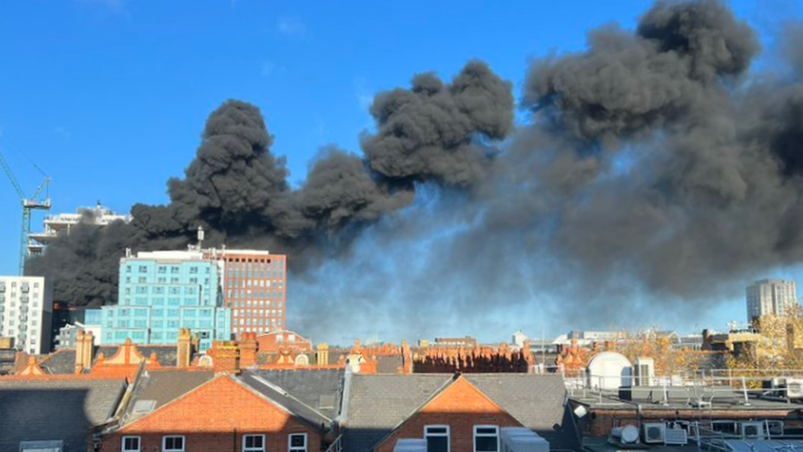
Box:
[1,0,801,343]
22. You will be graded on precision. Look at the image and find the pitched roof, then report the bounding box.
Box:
[38,349,77,374]
[376,356,403,374]
[39,345,183,375]
[240,368,344,425]
[341,374,581,452]
[123,370,214,424]
[116,374,325,434]
[0,379,126,452]
[341,374,453,452]
[135,345,178,366]
[465,374,581,451]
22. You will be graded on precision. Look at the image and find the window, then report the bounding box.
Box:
[243,435,265,452]
[425,426,449,452]
[289,433,307,452]
[162,436,185,452]
[139,266,148,273]
[473,426,499,452]
[122,436,141,452]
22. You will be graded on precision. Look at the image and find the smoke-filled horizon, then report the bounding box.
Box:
[27,0,803,342]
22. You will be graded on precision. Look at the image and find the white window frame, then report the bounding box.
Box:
[243,434,266,452]
[288,433,307,452]
[162,435,185,452]
[473,425,499,452]
[424,425,450,452]
[121,436,141,452]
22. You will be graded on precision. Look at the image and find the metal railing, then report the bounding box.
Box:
[688,420,803,452]
[566,370,803,406]
[324,435,343,452]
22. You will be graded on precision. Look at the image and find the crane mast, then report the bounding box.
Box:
[0,146,51,275]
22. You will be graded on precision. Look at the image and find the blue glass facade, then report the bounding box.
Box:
[100,254,232,352]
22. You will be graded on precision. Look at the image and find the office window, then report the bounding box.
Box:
[288,434,307,452]
[139,266,148,273]
[190,267,198,274]
[158,266,166,274]
[162,436,185,452]
[243,435,265,452]
[473,426,499,452]
[425,426,449,452]
[171,266,179,274]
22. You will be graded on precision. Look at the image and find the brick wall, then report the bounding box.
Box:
[99,376,322,452]
[375,377,522,452]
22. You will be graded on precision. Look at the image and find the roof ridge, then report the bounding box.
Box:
[246,374,333,422]
[114,372,227,431]
[233,374,328,429]
[369,374,457,446]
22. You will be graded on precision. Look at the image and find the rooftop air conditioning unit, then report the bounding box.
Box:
[786,378,803,400]
[500,427,549,452]
[739,421,765,439]
[393,439,427,452]
[633,358,655,387]
[642,423,666,444]
[767,420,784,437]
[611,426,639,444]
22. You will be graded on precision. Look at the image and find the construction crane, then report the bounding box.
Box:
[0,146,51,275]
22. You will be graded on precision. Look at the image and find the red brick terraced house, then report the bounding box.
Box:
[339,373,581,452]
[96,371,328,452]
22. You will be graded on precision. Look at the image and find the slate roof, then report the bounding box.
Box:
[341,374,581,452]
[0,379,126,452]
[123,370,214,424]
[376,356,403,374]
[39,345,182,375]
[465,374,581,451]
[240,369,344,424]
[135,345,178,366]
[38,349,77,374]
[341,374,453,452]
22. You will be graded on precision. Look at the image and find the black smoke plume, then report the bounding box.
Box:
[26,62,512,308]
[26,0,803,339]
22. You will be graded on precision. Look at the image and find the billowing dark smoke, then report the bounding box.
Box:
[25,0,803,339]
[363,62,513,186]
[26,62,512,307]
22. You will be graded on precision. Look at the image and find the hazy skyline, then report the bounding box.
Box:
[2,0,803,345]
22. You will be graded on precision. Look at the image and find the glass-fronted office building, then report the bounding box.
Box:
[100,250,231,351]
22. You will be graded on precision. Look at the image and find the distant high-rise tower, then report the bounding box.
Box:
[746,279,798,320]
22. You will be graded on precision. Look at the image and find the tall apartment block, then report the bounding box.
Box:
[100,250,231,352]
[27,203,131,256]
[217,250,286,337]
[746,279,798,320]
[0,276,53,354]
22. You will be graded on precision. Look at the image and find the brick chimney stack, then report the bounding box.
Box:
[239,332,258,369]
[177,328,193,368]
[74,330,94,374]
[316,343,329,366]
[211,341,240,374]
[401,340,412,375]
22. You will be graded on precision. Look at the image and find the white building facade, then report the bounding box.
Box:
[0,276,53,354]
[27,203,131,256]
[746,279,798,320]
